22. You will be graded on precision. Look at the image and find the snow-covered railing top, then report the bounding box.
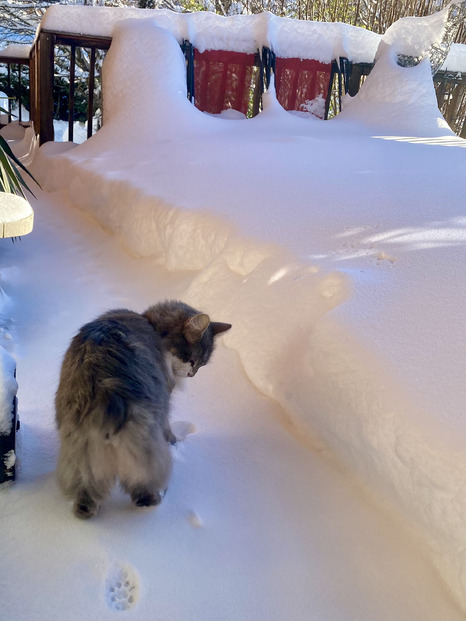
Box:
[37,5,466,71]
[441,41,466,70]
[39,6,381,65]
[0,43,31,64]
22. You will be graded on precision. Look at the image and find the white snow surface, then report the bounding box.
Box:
[0,43,31,59]
[29,14,466,612]
[38,4,466,67]
[1,7,465,619]
[375,5,448,61]
[0,187,464,621]
[41,4,381,62]
[0,345,17,434]
[441,42,466,71]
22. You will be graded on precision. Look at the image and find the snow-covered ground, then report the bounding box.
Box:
[0,189,463,621]
[1,6,465,619]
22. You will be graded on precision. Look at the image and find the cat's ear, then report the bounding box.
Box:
[210,322,232,337]
[184,313,211,344]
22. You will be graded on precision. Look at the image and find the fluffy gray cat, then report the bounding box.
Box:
[55,300,231,519]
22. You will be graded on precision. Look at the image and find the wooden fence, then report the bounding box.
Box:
[1,27,465,143]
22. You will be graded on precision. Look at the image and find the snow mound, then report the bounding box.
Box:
[338,16,453,135]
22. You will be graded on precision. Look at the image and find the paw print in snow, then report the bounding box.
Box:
[105,563,139,611]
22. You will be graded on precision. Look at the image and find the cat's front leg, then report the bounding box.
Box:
[74,489,99,519]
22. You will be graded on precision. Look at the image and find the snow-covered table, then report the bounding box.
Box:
[0,193,34,238]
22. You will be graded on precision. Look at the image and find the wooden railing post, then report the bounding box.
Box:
[29,45,37,133]
[38,30,55,144]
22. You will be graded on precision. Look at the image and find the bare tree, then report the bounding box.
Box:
[0,0,54,45]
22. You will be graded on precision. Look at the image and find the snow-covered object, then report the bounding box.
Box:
[31,10,466,614]
[38,4,466,69]
[40,5,381,63]
[339,51,451,134]
[375,6,449,64]
[338,10,453,135]
[0,44,31,59]
[0,346,17,435]
[374,1,465,74]
[441,41,466,71]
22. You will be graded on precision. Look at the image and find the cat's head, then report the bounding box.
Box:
[143,301,231,378]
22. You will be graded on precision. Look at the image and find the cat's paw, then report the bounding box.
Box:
[131,490,162,507]
[165,429,178,445]
[73,493,98,519]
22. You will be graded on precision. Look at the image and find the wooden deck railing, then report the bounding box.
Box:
[29,30,112,144]
[1,27,464,144]
[0,53,30,125]
[435,70,466,138]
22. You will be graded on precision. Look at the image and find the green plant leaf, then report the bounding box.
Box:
[0,106,16,117]
[0,135,39,198]
[0,148,23,194]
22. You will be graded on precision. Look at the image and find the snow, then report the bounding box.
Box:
[40,5,381,63]
[375,6,448,61]
[1,6,466,620]
[0,345,17,434]
[3,448,15,469]
[0,192,464,621]
[0,43,31,59]
[441,42,466,71]
[37,4,466,67]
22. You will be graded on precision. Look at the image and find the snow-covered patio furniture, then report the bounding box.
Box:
[191,48,262,117]
[0,193,34,239]
[265,50,335,118]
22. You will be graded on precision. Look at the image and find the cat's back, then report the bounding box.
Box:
[73,308,160,353]
[56,309,167,422]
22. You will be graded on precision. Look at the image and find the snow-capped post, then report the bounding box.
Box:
[429,0,466,74]
[0,346,19,485]
[396,0,466,72]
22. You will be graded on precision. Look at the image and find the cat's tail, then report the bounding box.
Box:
[95,378,131,439]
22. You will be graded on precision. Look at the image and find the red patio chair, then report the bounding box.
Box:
[193,48,260,116]
[273,56,334,119]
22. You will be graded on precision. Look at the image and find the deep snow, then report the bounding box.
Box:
[0,189,464,621]
[1,5,465,619]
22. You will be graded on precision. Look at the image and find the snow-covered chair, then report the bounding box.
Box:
[184,44,262,117]
[263,48,335,119]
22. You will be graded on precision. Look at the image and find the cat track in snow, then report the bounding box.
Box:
[105,563,139,612]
